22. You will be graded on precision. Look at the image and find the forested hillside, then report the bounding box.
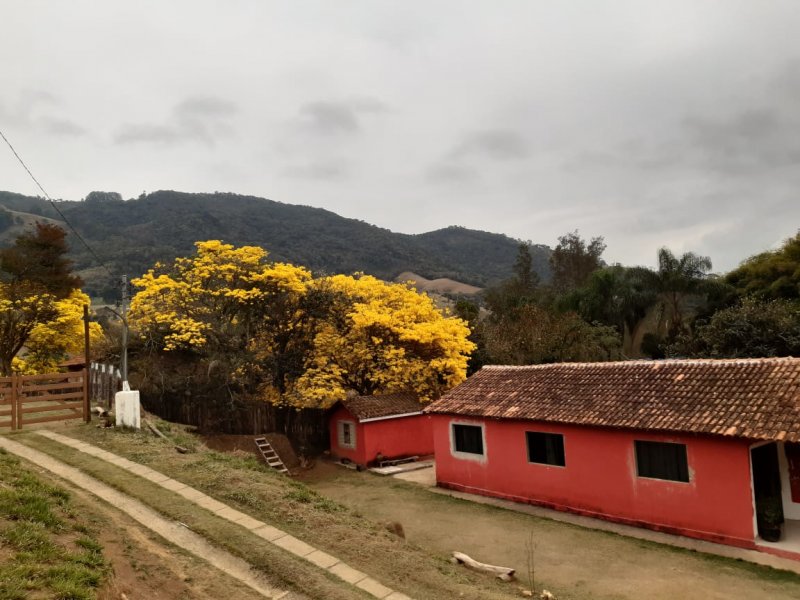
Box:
[0,190,550,300]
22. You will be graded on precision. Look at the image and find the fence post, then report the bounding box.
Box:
[83,305,91,423]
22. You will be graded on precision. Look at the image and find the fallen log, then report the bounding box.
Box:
[143,418,189,454]
[451,551,515,581]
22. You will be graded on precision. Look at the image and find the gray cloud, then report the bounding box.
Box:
[295,98,388,136]
[425,163,479,184]
[114,96,238,145]
[175,96,238,117]
[450,130,529,161]
[282,160,348,181]
[681,108,800,172]
[39,116,86,137]
[299,102,359,134]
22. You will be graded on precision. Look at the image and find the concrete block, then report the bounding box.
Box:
[305,549,339,569]
[272,534,316,557]
[328,562,368,584]
[252,525,286,542]
[355,577,393,598]
[115,390,141,429]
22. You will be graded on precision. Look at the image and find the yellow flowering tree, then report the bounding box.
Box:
[129,242,475,411]
[291,274,475,408]
[12,289,103,374]
[130,240,313,399]
[0,224,88,376]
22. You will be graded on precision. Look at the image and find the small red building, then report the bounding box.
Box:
[425,358,800,558]
[329,393,433,466]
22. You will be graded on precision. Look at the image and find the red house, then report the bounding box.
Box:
[424,358,800,559]
[329,393,433,467]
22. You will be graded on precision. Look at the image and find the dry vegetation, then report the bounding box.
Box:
[14,421,522,600]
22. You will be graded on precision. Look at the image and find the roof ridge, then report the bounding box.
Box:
[480,357,800,370]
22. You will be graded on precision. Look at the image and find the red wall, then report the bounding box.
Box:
[329,406,434,465]
[431,415,757,546]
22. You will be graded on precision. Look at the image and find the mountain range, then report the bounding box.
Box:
[0,190,551,300]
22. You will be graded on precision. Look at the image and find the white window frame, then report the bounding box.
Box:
[337,419,356,449]
[449,420,487,462]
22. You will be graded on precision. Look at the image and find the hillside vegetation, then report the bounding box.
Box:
[0,190,551,300]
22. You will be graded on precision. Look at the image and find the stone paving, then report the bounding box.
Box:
[32,430,412,600]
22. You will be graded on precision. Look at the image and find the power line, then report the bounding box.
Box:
[0,128,115,279]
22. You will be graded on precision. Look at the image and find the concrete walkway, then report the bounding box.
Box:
[31,430,411,600]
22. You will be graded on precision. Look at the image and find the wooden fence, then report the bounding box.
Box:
[0,370,88,430]
[142,394,330,453]
[90,362,122,408]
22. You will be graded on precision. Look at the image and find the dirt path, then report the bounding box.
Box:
[302,462,800,600]
[0,436,295,600]
[74,483,276,600]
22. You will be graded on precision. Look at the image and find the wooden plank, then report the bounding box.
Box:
[0,407,13,416]
[19,372,76,382]
[20,402,83,415]
[21,413,83,426]
[19,391,86,403]
[19,381,85,393]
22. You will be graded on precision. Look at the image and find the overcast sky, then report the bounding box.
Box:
[2,1,799,272]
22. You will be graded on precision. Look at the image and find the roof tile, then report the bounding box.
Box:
[341,393,423,422]
[424,358,800,442]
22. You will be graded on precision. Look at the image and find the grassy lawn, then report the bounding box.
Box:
[305,464,800,600]
[14,422,522,600]
[16,419,800,600]
[0,449,108,600]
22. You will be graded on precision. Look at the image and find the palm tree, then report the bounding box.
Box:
[652,248,713,342]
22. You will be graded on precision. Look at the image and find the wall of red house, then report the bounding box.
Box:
[360,414,434,463]
[328,405,367,464]
[329,407,434,465]
[431,415,756,546]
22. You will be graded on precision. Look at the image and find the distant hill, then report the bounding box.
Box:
[394,271,482,295]
[0,190,551,300]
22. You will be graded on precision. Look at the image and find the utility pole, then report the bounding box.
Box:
[120,275,129,383]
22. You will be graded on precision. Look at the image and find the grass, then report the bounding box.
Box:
[0,449,108,600]
[17,422,523,600]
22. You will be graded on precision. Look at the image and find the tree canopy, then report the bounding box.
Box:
[0,224,95,375]
[129,241,475,409]
[726,231,800,301]
[549,230,606,294]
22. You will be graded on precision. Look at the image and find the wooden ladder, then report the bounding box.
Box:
[254,437,289,474]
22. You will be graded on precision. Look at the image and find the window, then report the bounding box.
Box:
[338,420,356,449]
[452,423,484,455]
[635,440,689,482]
[526,431,565,467]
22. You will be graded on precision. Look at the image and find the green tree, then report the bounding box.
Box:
[726,232,800,301]
[651,248,713,342]
[549,230,606,294]
[0,224,84,375]
[559,265,657,350]
[669,297,800,358]
[0,223,82,298]
[483,304,621,365]
[484,242,540,316]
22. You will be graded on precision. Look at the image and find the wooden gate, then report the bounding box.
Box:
[0,370,88,431]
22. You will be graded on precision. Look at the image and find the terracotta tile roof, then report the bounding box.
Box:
[424,358,800,442]
[342,393,423,422]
